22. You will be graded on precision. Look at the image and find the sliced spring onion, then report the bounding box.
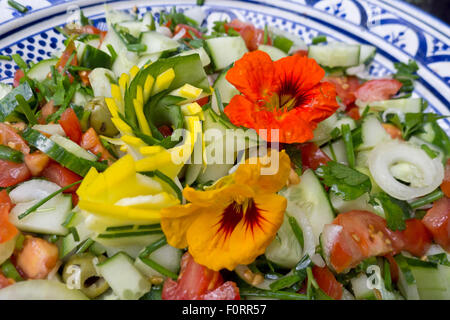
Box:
[0,145,23,163]
[312,35,327,45]
[410,189,444,209]
[273,36,294,54]
[18,180,82,220]
[0,55,11,61]
[105,225,134,232]
[137,223,161,230]
[69,227,80,242]
[239,288,308,300]
[8,0,28,13]
[139,256,178,280]
[139,236,167,258]
[288,216,304,249]
[1,259,23,282]
[341,123,355,168]
[76,238,94,254]
[97,230,162,239]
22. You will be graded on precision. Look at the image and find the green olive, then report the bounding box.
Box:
[85,97,119,137]
[62,253,109,299]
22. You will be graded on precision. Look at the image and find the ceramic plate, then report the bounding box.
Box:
[0,0,449,132]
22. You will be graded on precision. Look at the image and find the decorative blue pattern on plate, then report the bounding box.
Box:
[0,0,448,132]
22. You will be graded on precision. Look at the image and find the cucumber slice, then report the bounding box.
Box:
[176,47,211,67]
[95,233,163,259]
[211,68,240,114]
[350,273,377,300]
[22,128,107,176]
[308,43,360,68]
[141,31,179,55]
[60,220,94,258]
[206,36,248,71]
[0,280,88,300]
[0,83,12,100]
[0,235,17,265]
[97,252,151,300]
[119,20,145,38]
[322,139,348,164]
[32,124,66,136]
[312,113,338,146]
[281,169,334,243]
[257,44,288,61]
[409,262,450,300]
[80,44,113,70]
[27,58,57,81]
[359,45,376,65]
[357,115,391,151]
[50,134,97,162]
[9,194,72,235]
[134,244,182,278]
[106,8,136,26]
[9,179,61,203]
[329,192,376,214]
[358,98,423,113]
[88,68,116,98]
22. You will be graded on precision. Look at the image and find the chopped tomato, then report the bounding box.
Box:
[13,69,25,88]
[382,123,403,140]
[173,24,202,39]
[384,254,399,283]
[295,142,331,171]
[0,193,18,244]
[195,96,210,107]
[55,41,77,82]
[79,70,91,86]
[423,197,450,252]
[15,236,59,279]
[24,151,50,176]
[0,123,30,154]
[81,25,107,40]
[312,266,343,300]
[41,162,81,193]
[346,106,361,121]
[292,50,309,57]
[0,160,31,188]
[225,19,271,51]
[58,108,83,144]
[394,219,432,257]
[354,79,403,103]
[324,76,360,106]
[71,192,79,207]
[38,100,57,124]
[0,272,14,289]
[162,252,240,300]
[80,128,113,164]
[158,125,173,138]
[441,159,450,198]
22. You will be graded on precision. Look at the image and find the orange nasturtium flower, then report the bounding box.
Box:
[160,151,291,271]
[224,51,339,144]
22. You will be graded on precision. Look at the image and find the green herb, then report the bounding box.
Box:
[105,225,134,232]
[306,267,319,300]
[427,253,450,267]
[106,44,118,63]
[79,10,92,26]
[76,238,95,254]
[421,144,439,159]
[383,258,393,291]
[139,236,167,258]
[263,25,269,45]
[97,230,162,239]
[273,36,294,54]
[8,0,28,13]
[0,55,12,61]
[137,223,161,230]
[1,259,23,282]
[288,216,304,249]
[312,35,327,45]
[429,121,450,159]
[330,127,341,140]
[126,43,147,52]
[341,124,355,168]
[69,226,80,242]
[240,288,308,300]
[0,145,24,163]
[386,112,447,140]
[316,161,372,200]
[410,189,444,210]
[140,285,163,300]
[47,234,58,243]
[15,94,37,124]
[405,256,437,268]
[269,255,311,291]
[373,192,411,231]
[18,180,82,220]
[61,211,76,227]
[394,60,419,94]
[139,237,177,280]
[315,288,334,300]
[141,170,183,202]
[196,0,205,5]
[159,7,199,31]
[11,54,28,72]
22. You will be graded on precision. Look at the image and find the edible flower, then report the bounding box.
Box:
[224,51,339,143]
[160,150,291,271]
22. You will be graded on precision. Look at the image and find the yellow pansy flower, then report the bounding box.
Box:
[160,150,291,271]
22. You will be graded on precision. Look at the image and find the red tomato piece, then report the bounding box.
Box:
[382,123,403,140]
[162,252,240,300]
[41,162,82,193]
[292,50,309,57]
[394,219,432,257]
[423,197,450,252]
[324,76,360,106]
[80,128,113,164]
[58,108,83,144]
[441,159,450,198]
[55,41,78,83]
[225,19,271,51]
[0,160,31,188]
[0,272,14,289]
[173,24,203,39]
[384,254,399,283]
[312,265,343,300]
[0,123,30,154]
[354,79,403,103]
[346,105,361,121]
[13,69,25,88]
[296,142,331,171]
[38,100,57,125]
[24,151,50,177]
[195,96,210,107]
[0,201,18,244]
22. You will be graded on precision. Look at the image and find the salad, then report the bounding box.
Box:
[0,3,449,301]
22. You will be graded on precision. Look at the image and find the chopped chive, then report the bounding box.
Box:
[106,44,118,63]
[15,94,37,125]
[269,274,301,291]
[240,288,308,300]
[68,65,91,72]
[263,24,269,45]
[139,236,167,258]
[288,216,304,249]
[137,223,161,230]
[97,230,162,239]
[15,233,25,250]
[126,44,147,52]
[47,234,59,243]
[341,124,355,168]
[384,258,393,291]
[0,55,12,61]
[394,254,415,285]
[273,36,294,54]
[410,189,444,209]
[420,144,438,159]
[11,54,28,71]
[140,171,183,202]
[105,225,134,232]
[54,26,69,38]
[69,227,80,242]
[8,0,28,13]
[1,259,23,282]
[76,238,94,254]
[312,35,327,45]
[139,256,178,280]
[214,89,224,114]
[18,180,82,220]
